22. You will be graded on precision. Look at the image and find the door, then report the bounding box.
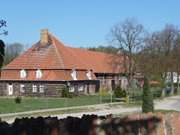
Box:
[111,80,115,90]
[7,84,13,95]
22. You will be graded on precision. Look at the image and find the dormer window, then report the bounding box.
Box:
[36,69,42,79]
[86,70,92,80]
[20,69,27,79]
[71,69,77,80]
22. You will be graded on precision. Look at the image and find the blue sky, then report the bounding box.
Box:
[1,0,180,48]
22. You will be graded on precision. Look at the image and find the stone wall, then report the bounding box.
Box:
[1,113,180,135]
[0,114,169,135]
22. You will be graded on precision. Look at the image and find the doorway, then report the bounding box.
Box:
[7,84,13,95]
[111,80,115,90]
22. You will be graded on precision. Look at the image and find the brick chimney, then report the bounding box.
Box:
[40,29,49,45]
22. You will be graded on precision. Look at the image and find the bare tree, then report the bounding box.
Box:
[172,32,180,92]
[4,43,24,65]
[138,24,179,94]
[110,18,145,87]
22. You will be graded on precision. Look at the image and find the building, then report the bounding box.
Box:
[0,29,127,97]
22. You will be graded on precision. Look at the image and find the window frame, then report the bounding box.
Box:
[32,84,37,93]
[20,84,25,93]
[69,86,75,92]
[39,85,45,93]
[86,70,92,80]
[7,84,13,95]
[71,69,77,80]
[20,69,27,79]
[78,85,84,92]
[36,69,42,79]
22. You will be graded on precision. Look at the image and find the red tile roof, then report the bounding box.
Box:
[1,32,124,81]
[4,34,124,73]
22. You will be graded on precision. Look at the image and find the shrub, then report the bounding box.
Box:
[142,77,154,113]
[151,87,162,98]
[62,86,73,98]
[14,96,22,104]
[114,86,126,98]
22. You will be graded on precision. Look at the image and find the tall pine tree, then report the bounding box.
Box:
[142,76,154,113]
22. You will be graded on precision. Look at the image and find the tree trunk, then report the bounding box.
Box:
[177,72,180,93]
[161,73,166,97]
[170,72,174,95]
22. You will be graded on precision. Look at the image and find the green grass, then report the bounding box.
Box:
[0,95,115,114]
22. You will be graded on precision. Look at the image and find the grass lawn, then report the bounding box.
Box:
[0,95,115,114]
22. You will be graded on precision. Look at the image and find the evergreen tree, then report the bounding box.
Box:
[142,76,154,113]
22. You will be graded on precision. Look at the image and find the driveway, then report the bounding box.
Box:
[155,96,180,111]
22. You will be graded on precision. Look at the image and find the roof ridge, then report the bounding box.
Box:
[66,46,111,56]
[50,35,65,68]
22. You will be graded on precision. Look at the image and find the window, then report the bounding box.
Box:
[7,84,13,95]
[69,86,75,92]
[39,85,44,93]
[86,70,92,80]
[20,84,25,93]
[20,69,27,79]
[32,85,37,93]
[36,69,42,79]
[71,69,77,80]
[78,85,84,91]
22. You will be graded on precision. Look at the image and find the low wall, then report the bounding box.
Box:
[0,112,179,135]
